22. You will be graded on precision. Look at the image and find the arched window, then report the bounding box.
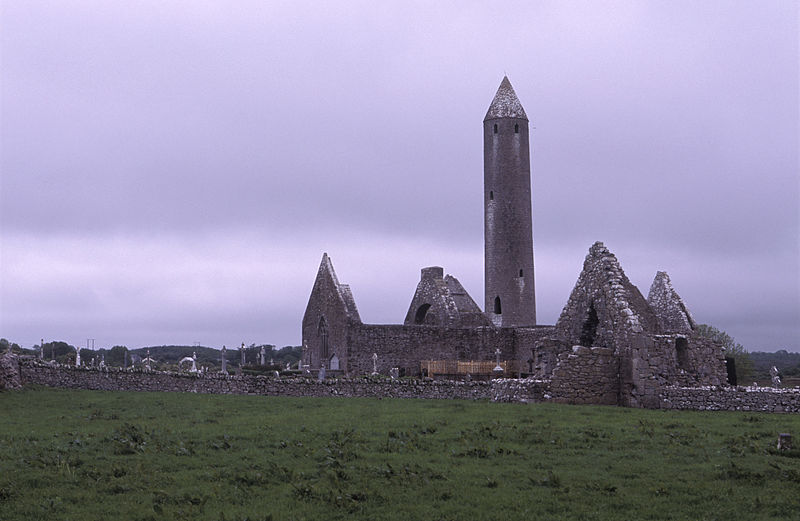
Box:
[414,303,432,324]
[494,296,502,314]
[514,123,519,133]
[493,123,498,134]
[579,303,599,346]
[489,191,494,200]
[318,316,329,361]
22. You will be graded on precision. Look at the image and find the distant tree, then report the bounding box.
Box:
[42,341,78,363]
[695,324,753,383]
[107,346,129,367]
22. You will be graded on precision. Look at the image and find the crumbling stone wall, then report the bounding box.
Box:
[647,271,695,334]
[553,242,660,352]
[549,346,619,405]
[403,267,490,327]
[0,351,22,390]
[621,334,729,408]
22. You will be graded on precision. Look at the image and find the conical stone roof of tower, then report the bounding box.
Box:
[484,76,528,121]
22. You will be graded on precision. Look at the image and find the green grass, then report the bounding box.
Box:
[1,387,798,520]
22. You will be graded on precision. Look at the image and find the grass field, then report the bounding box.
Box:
[1,387,798,520]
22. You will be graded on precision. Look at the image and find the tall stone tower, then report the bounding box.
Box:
[484,76,536,327]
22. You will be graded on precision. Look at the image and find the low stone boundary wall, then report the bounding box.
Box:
[9,358,800,413]
[17,361,493,401]
[660,385,800,413]
[491,378,551,403]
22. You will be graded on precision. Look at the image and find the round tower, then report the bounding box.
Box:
[483,76,536,327]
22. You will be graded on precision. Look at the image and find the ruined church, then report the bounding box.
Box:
[302,77,727,407]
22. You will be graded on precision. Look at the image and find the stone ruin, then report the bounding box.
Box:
[300,77,730,408]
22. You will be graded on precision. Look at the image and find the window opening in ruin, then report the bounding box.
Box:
[579,303,599,346]
[493,123,498,134]
[514,123,519,133]
[414,303,432,324]
[318,316,329,361]
[519,269,523,277]
[675,337,689,370]
[494,296,502,314]
[489,191,493,200]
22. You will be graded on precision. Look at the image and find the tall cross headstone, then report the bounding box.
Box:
[493,348,503,374]
[75,348,81,367]
[240,343,246,366]
[145,349,151,371]
[221,345,227,374]
[260,346,266,366]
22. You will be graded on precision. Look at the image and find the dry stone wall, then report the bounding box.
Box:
[0,351,22,390]
[18,360,493,400]
[12,359,799,413]
[660,385,800,413]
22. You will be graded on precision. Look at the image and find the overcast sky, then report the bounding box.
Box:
[1,1,798,352]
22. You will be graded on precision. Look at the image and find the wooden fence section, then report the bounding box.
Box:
[421,360,523,377]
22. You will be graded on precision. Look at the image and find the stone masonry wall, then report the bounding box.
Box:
[549,346,619,405]
[345,324,555,376]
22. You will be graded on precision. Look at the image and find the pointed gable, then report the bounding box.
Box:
[484,76,528,121]
[554,242,660,348]
[303,253,361,326]
[647,271,695,334]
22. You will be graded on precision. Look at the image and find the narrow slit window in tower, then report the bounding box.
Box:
[514,123,519,133]
[519,269,523,277]
[489,191,493,200]
[494,296,502,314]
[493,123,498,134]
